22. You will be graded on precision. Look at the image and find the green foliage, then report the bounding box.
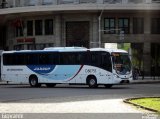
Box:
[130,98,160,112]
[117,43,130,51]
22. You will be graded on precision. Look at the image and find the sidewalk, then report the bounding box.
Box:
[0,98,147,113]
[130,76,160,84]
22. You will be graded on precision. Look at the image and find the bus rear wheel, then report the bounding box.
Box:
[29,75,41,87]
[87,76,98,88]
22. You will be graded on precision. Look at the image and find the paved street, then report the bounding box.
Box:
[0,83,160,119]
[0,83,160,103]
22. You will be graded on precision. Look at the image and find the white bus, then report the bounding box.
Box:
[1,47,132,88]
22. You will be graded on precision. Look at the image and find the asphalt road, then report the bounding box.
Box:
[0,83,160,103]
[0,83,160,119]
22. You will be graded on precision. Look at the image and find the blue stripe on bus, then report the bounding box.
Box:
[27,65,56,74]
[44,65,82,80]
[27,65,82,81]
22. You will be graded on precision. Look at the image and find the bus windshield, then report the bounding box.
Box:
[112,52,131,75]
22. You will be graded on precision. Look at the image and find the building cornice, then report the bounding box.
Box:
[0,3,160,15]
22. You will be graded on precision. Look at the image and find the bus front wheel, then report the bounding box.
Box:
[87,76,98,88]
[29,75,41,87]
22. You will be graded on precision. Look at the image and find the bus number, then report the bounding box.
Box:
[85,69,96,74]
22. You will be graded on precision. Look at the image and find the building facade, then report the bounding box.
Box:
[0,0,160,76]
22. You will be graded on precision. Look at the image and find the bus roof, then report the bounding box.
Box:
[2,47,128,54]
[90,48,128,53]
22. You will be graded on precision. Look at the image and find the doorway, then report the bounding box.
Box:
[66,21,89,48]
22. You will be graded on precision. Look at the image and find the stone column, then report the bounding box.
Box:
[144,14,151,34]
[37,0,42,5]
[97,0,104,4]
[20,0,25,7]
[7,24,14,50]
[55,15,62,47]
[142,13,151,76]
[145,0,152,4]
[13,0,16,7]
[122,0,128,4]
[143,43,151,76]
[90,14,99,48]
[74,0,80,4]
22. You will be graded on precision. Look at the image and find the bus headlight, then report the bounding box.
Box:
[114,74,120,78]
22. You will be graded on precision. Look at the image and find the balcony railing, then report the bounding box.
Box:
[0,0,159,9]
[104,0,122,4]
[128,0,144,4]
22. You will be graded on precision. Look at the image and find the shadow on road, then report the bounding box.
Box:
[0,84,133,103]
[0,84,131,89]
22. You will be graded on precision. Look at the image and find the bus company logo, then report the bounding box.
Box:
[85,69,96,73]
[34,67,51,71]
[27,65,55,74]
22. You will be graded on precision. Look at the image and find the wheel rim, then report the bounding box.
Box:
[89,79,96,86]
[31,78,36,86]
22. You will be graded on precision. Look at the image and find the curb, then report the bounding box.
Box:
[1,81,160,85]
[123,97,160,113]
[130,80,160,84]
[0,81,28,85]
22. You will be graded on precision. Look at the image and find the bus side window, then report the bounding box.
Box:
[3,54,10,65]
[68,53,76,64]
[100,52,112,72]
[59,52,76,65]
[90,52,99,67]
[77,52,90,65]
[76,53,84,64]
[39,53,53,65]
[16,54,25,65]
[3,54,16,65]
[26,54,39,65]
[60,53,68,65]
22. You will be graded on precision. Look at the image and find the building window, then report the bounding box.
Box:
[45,19,53,35]
[151,18,160,34]
[104,18,116,34]
[133,17,144,34]
[14,44,25,50]
[35,20,43,35]
[28,0,36,6]
[128,0,143,3]
[27,44,36,50]
[42,0,53,5]
[36,43,54,50]
[104,0,122,4]
[118,18,130,34]
[27,21,33,36]
[16,27,23,37]
[152,0,160,3]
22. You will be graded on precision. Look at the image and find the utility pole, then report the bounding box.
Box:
[98,0,124,48]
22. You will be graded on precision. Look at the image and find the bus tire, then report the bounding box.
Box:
[87,76,98,88]
[46,83,56,88]
[29,75,41,87]
[104,84,113,88]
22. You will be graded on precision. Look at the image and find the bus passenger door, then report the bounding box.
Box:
[100,52,112,84]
